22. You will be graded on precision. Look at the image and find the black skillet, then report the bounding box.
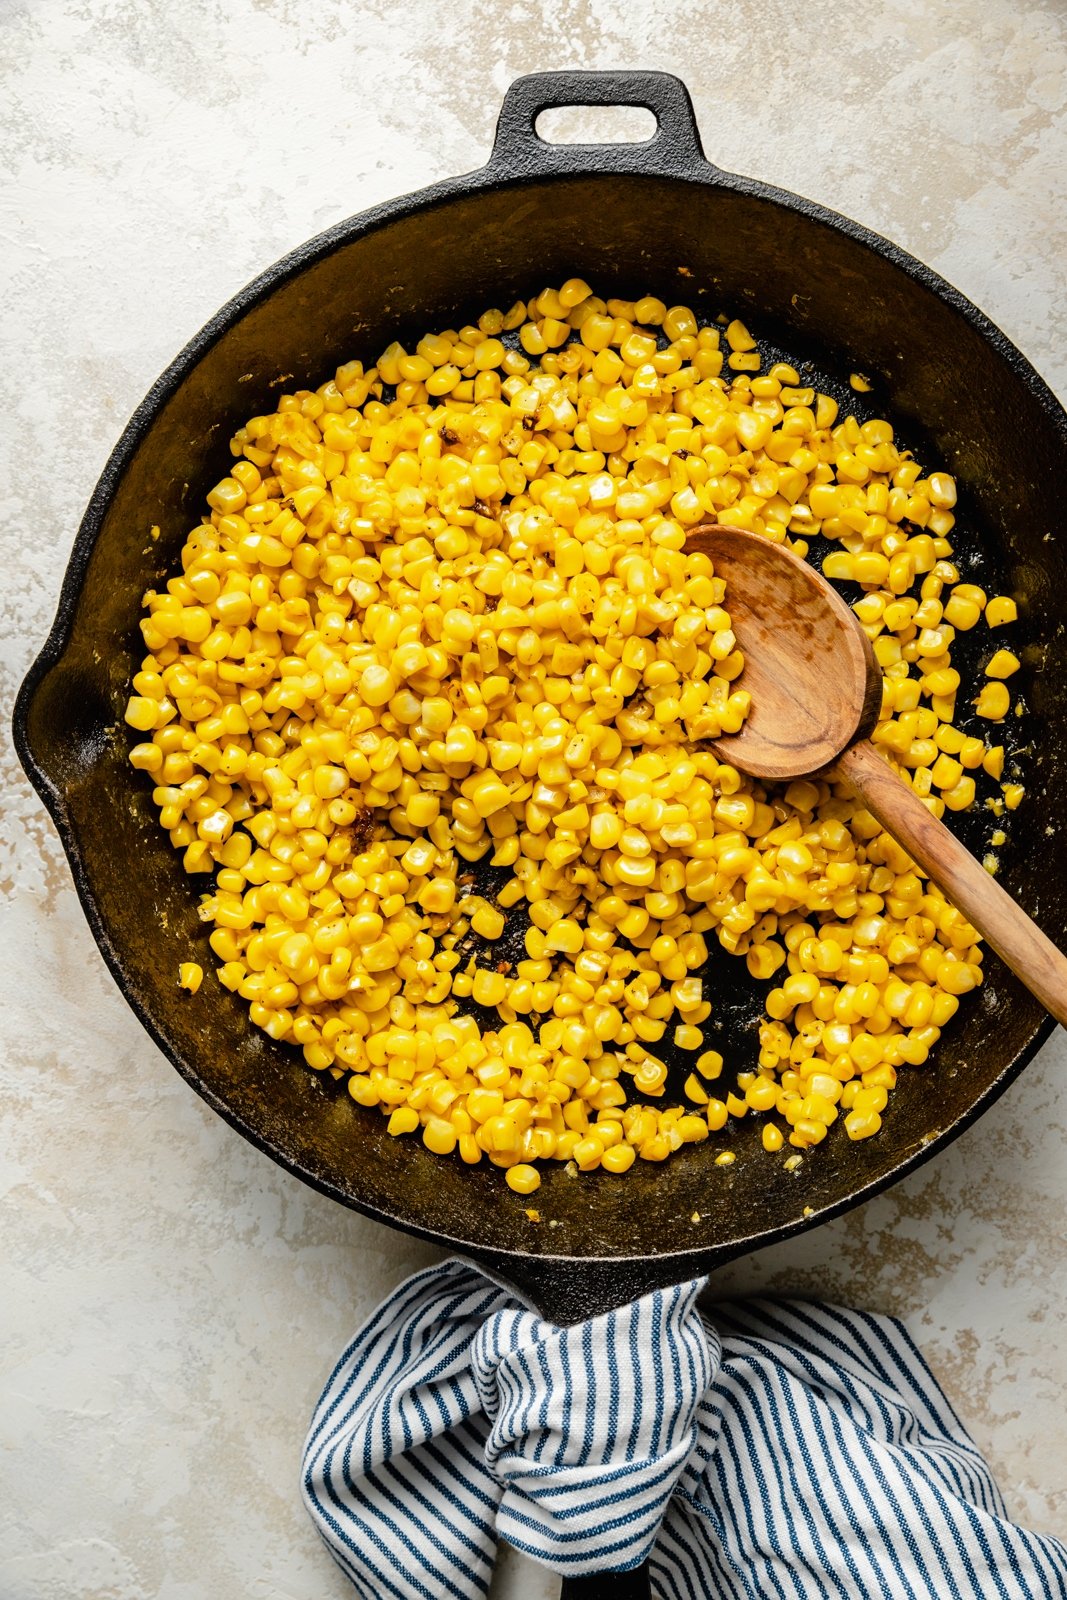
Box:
[13,71,1067,1599]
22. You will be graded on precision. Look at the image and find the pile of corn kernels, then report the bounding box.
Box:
[126,281,1022,1194]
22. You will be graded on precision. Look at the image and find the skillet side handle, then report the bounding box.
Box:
[498,1244,745,1324]
[501,1253,700,1325]
[487,70,711,180]
[561,1565,652,1599]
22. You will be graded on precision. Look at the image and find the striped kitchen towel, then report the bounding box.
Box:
[302,1259,1067,1599]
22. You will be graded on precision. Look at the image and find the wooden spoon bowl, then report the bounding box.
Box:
[686,523,882,778]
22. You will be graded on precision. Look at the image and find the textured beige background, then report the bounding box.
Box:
[2,0,1066,1595]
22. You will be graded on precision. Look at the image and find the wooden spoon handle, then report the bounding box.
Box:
[835,740,1067,1027]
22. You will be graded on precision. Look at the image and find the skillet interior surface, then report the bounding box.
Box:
[15,119,1067,1316]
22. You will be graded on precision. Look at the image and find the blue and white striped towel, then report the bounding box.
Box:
[303,1259,1067,1599]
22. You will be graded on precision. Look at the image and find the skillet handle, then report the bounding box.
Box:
[488,71,710,180]
[561,1564,652,1599]
[500,1253,703,1325]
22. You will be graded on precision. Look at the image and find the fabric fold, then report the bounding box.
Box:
[470,1281,712,1568]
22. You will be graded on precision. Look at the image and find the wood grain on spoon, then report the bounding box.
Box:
[687,522,1067,1027]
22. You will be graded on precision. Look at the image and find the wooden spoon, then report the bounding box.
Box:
[686,522,1067,1026]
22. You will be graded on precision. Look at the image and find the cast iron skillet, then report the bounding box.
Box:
[12,72,1067,1587]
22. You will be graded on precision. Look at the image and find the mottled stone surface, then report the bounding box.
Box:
[1,1,1065,1595]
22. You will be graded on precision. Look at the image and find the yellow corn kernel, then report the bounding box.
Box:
[544,919,584,955]
[930,754,963,790]
[472,968,508,1007]
[943,594,981,631]
[590,811,623,850]
[125,696,163,731]
[975,681,1011,720]
[423,1117,457,1156]
[684,1072,709,1105]
[725,319,756,352]
[747,942,784,981]
[705,1099,728,1131]
[359,664,396,706]
[926,472,956,509]
[573,1135,605,1170]
[845,1110,882,1140]
[985,649,1020,679]
[471,904,505,940]
[505,1163,541,1194]
[942,776,975,812]
[129,742,163,772]
[178,961,203,994]
[696,1049,723,1079]
[985,595,1017,627]
[746,1077,778,1113]
[420,878,456,914]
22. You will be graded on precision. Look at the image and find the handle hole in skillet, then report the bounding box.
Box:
[534,105,658,146]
